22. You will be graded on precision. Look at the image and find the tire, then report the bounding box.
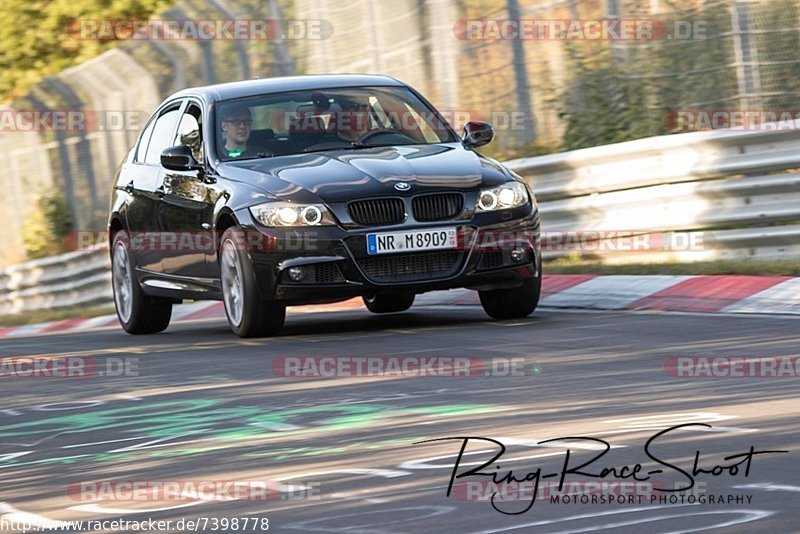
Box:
[479,275,541,320]
[111,230,172,334]
[363,292,415,314]
[220,228,286,338]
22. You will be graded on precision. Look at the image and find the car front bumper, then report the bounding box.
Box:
[233,204,541,305]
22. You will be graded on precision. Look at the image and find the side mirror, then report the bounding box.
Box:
[161,145,202,171]
[462,121,494,148]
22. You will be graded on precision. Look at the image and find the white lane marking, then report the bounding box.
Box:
[604,412,736,428]
[590,413,754,435]
[734,483,800,493]
[69,501,203,514]
[248,422,302,431]
[273,468,411,481]
[61,437,145,449]
[33,401,105,411]
[116,394,143,401]
[282,505,455,532]
[475,505,772,533]
[583,426,756,438]
[401,440,622,471]
[0,502,70,528]
[107,430,212,453]
[401,450,565,470]
[0,452,32,462]
[686,426,757,433]
[0,431,71,448]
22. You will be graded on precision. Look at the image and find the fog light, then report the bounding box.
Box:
[287,266,306,281]
[510,248,526,262]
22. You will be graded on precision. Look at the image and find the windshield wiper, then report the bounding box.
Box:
[222,152,276,161]
[349,142,417,149]
[301,144,351,153]
[296,142,424,156]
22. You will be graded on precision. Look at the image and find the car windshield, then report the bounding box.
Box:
[215,86,458,161]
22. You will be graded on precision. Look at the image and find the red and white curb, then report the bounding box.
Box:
[1,274,797,338]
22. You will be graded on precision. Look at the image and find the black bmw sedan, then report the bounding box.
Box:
[108,75,541,337]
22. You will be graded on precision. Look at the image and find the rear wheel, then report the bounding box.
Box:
[220,228,285,338]
[479,276,541,320]
[112,231,172,334]
[363,292,415,314]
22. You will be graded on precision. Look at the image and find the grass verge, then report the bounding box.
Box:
[0,306,115,328]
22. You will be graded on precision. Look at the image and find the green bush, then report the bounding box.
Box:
[22,190,73,259]
[0,0,172,102]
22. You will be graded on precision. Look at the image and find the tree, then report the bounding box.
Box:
[0,0,171,102]
[22,190,73,259]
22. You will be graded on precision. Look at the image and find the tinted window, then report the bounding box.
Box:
[144,107,181,164]
[135,117,156,162]
[216,86,458,161]
[174,104,203,163]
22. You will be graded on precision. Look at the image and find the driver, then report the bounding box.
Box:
[329,96,372,142]
[220,104,253,158]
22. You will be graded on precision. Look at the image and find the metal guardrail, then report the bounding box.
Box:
[2,125,800,315]
[0,249,111,316]
[507,125,800,263]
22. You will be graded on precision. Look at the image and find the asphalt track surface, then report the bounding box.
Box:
[1,303,798,533]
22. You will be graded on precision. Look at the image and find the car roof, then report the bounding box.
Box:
[167,74,406,103]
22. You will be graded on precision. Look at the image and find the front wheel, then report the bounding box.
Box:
[479,276,541,320]
[363,292,415,314]
[112,230,172,334]
[220,228,285,338]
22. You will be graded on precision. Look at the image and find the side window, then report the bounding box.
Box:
[144,107,181,165]
[135,117,156,162]
[174,104,203,163]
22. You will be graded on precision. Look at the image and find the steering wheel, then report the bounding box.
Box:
[354,129,417,145]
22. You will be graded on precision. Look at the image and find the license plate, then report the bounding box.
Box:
[367,228,457,255]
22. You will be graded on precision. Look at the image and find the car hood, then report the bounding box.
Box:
[218,143,512,204]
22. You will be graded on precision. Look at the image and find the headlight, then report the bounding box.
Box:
[475,182,529,212]
[249,202,335,227]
